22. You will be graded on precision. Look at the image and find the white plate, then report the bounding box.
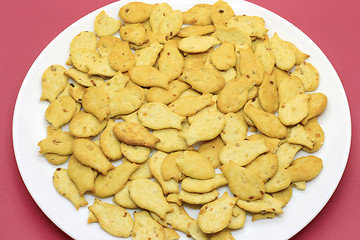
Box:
[13,0,351,239]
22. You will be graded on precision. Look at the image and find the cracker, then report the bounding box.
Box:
[264,167,292,193]
[183,110,225,146]
[220,67,237,83]
[165,203,195,235]
[258,73,279,113]
[181,174,227,193]
[245,153,279,183]
[87,212,98,224]
[129,178,173,219]
[244,103,288,139]
[82,86,109,121]
[99,119,122,160]
[149,151,179,194]
[291,62,319,92]
[67,155,97,195]
[246,133,281,153]
[254,38,275,74]
[64,67,105,87]
[69,111,107,138]
[114,181,138,209]
[210,228,235,240]
[86,56,118,77]
[138,102,185,130]
[72,138,114,175]
[180,67,225,93]
[198,136,225,168]
[132,211,165,240]
[178,25,215,38]
[146,80,190,104]
[164,227,180,240]
[278,93,310,126]
[108,85,145,118]
[88,198,133,237]
[217,77,255,113]
[271,66,290,88]
[119,110,141,124]
[70,48,101,73]
[269,33,296,71]
[40,65,68,102]
[227,15,268,40]
[213,25,252,48]
[97,35,122,57]
[272,185,293,207]
[301,93,327,125]
[119,2,155,23]
[129,159,152,180]
[285,41,309,65]
[153,129,190,153]
[278,76,305,105]
[108,41,136,72]
[210,41,236,71]
[179,189,219,205]
[182,3,212,25]
[236,193,283,214]
[188,221,211,240]
[68,82,86,103]
[176,150,215,180]
[134,41,164,66]
[43,153,69,165]
[113,121,160,148]
[94,10,121,38]
[228,206,246,230]
[120,143,149,164]
[237,46,265,86]
[302,117,325,153]
[293,181,306,190]
[158,10,183,40]
[184,52,209,70]
[53,168,88,209]
[150,212,168,227]
[286,156,323,182]
[45,95,77,129]
[178,36,221,53]
[93,161,139,197]
[287,124,314,149]
[120,23,148,46]
[198,192,238,234]
[129,65,170,89]
[219,139,270,166]
[210,0,235,26]
[158,41,185,81]
[38,130,74,156]
[251,212,275,221]
[150,3,173,33]
[220,112,248,145]
[169,93,215,117]
[166,193,182,206]
[275,142,302,169]
[161,151,185,181]
[220,161,265,200]
[70,31,97,54]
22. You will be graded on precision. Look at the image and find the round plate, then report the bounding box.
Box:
[12,0,351,239]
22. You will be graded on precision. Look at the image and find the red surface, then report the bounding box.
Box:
[1,0,359,239]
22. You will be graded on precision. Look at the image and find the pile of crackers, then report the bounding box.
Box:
[38,0,327,239]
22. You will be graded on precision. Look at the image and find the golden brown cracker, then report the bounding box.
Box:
[113,121,160,148]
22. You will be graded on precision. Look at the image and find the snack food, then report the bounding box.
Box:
[37,0,328,238]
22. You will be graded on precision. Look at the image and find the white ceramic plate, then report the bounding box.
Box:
[13,0,351,239]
